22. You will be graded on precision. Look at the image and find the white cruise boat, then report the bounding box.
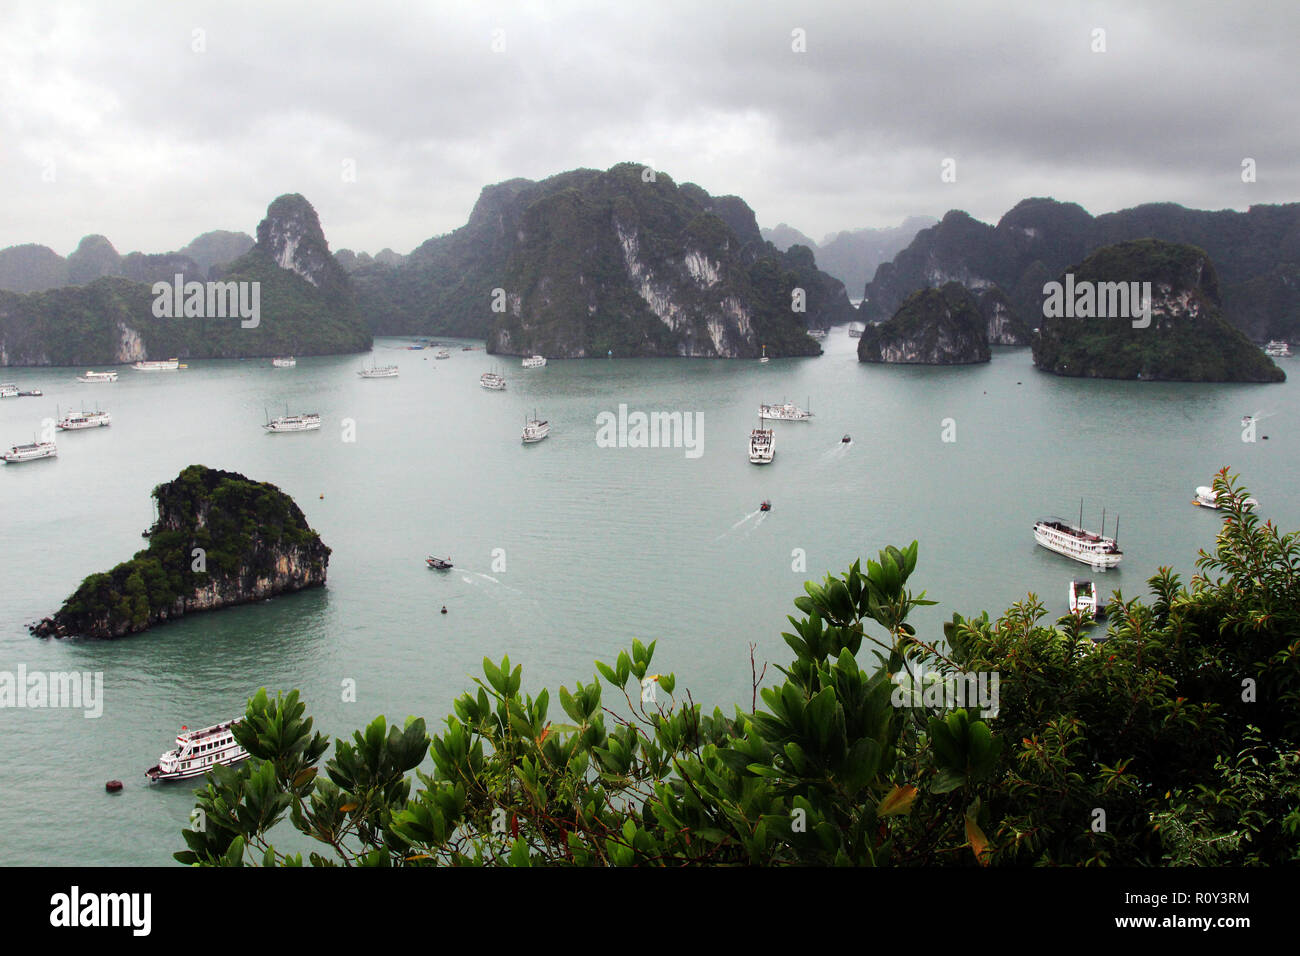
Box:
[145,719,248,782]
[749,426,775,464]
[272,356,296,368]
[435,349,450,359]
[521,354,547,368]
[1192,485,1258,510]
[76,370,118,383]
[759,399,813,422]
[358,361,399,378]
[1069,579,1098,619]
[57,408,111,430]
[521,412,550,443]
[807,328,828,340]
[1264,340,1292,357]
[479,370,506,390]
[1033,510,1122,568]
[3,441,57,463]
[264,411,322,433]
[848,324,864,338]
[0,383,17,398]
[132,358,180,371]
[759,344,770,364]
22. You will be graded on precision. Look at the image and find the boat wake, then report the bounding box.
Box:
[715,509,763,541]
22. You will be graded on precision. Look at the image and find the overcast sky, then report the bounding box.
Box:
[2,0,1297,257]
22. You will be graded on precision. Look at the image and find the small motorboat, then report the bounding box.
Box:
[759,500,771,512]
[1069,579,1099,620]
[841,434,851,444]
[426,556,453,570]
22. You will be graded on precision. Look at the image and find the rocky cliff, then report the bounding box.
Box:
[31,466,330,639]
[348,162,855,357]
[858,282,990,365]
[1031,240,1285,382]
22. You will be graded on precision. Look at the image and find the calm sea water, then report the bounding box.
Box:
[1,333,1295,865]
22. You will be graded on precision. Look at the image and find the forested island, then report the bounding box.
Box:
[32,465,329,639]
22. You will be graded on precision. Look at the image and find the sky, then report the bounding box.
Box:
[2,0,1297,257]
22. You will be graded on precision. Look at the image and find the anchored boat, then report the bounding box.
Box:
[479,369,506,390]
[521,355,547,368]
[759,398,813,422]
[145,720,248,782]
[77,370,119,383]
[132,358,180,371]
[521,411,550,443]
[749,423,774,464]
[264,409,321,432]
[57,408,111,430]
[3,441,57,463]
[1192,485,1258,510]
[272,356,296,368]
[1033,503,1122,568]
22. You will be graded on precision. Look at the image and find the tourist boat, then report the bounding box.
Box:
[358,360,399,378]
[1263,340,1292,357]
[76,370,119,383]
[1192,485,1258,510]
[1033,504,1122,568]
[16,388,42,397]
[759,399,813,422]
[435,349,450,359]
[3,441,57,463]
[57,408,111,430]
[132,358,180,371]
[272,356,296,368]
[807,328,828,340]
[0,383,18,398]
[759,500,771,512]
[1068,579,1098,619]
[521,412,550,443]
[264,410,322,433]
[848,324,863,338]
[426,555,453,570]
[145,720,248,782]
[479,370,506,390]
[759,345,769,364]
[749,425,774,464]
[521,354,547,368]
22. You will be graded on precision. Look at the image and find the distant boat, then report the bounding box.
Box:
[358,358,398,378]
[759,399,813,422]
[1034,502,1122,568]
[132,358,180,371]
[749,422,774,464]
[759,344,769,364]
[807,328,828,340]
[272,356,296,368]
[3,440,57,463]
[841,434,851,444]
[0,383,17,398]
[435,349,450,359]
[1192,485,1258,510]
[146,720,247,782]
[1264,340,1292,357]
[522,355,547,368]
[759,500,771,512]
[426,556,453,570]
[521,411,549,443]
[77,370,118,383]
[848,324,863,338]
[479,369,506,390]
[57,407,111,430]
[264,409,321,432]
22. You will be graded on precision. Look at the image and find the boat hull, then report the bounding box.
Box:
[1033,527,1122,568]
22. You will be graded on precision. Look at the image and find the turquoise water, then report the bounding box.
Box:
[1,333,1295,865]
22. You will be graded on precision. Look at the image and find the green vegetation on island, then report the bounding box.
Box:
[176,471,1298,866]
[1032,240,1285,382]
[32,465,329,639]
[858,281,991,364]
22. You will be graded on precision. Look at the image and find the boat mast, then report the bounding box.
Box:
[1078,497,1083,531]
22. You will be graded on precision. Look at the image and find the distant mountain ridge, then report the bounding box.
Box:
[861,198,1300,342]
[762,216,937,297]
[349,162,857,358]
[0,195,369,366]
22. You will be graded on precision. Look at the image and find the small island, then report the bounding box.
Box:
[858,281,992,364]
[31,465,330,639]
[1032,239,1286,382]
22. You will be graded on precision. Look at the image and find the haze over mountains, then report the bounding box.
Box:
[761,216,938,297]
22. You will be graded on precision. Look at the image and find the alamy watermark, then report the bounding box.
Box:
[0,665,103,717]
[1042,274,1151,328]
[595,404,703,459]
[891,669,999,717]
[152,274,260,328]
